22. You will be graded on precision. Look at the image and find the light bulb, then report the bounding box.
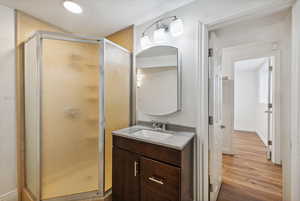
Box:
[136,70,144,88]
[63,0,83,14]
[170,18,183,37]
[153,28,167,43]
[140,35,151,49]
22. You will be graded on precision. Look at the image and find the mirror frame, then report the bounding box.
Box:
[135,45,182,116]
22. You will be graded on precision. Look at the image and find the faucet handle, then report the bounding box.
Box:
[151,120,157,127]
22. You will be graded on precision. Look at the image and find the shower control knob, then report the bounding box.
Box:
[64,107,81,119]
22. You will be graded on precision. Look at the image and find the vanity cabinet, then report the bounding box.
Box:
[112,147,140,201]
[112,135,194,201]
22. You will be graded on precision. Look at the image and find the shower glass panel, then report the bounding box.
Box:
[24,32,131,201]
[25,36,40,199]
[41,39,100,199]
[104,42,131,191]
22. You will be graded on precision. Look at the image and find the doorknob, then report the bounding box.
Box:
[220,125,226,129]
[264,111,272,114]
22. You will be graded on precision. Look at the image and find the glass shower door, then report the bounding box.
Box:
[104,42,131,191]
[41,39,100,199]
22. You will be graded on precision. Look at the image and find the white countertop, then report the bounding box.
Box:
[112,125,195,150]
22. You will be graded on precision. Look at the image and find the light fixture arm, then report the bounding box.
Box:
[142,16,177,36]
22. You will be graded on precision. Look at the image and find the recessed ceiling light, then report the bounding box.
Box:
[63,0,83,14]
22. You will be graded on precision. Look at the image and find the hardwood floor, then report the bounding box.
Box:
[217,131,282,201]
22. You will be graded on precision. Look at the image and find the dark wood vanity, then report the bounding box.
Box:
[112,135,194,201]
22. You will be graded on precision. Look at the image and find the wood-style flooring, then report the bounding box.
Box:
[217,131,282,201]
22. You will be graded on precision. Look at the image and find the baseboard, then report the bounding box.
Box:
[234,129,256,133]
[212,181,222,201]
[222,148,234,155]
[216,182,223,201]
[0,190,18,201]
[223,151,235,156]
[255,131,268,147]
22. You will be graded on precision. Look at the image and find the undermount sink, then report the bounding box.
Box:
[132,129,173,141]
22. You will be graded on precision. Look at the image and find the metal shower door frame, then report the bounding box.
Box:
[25,31,131,201]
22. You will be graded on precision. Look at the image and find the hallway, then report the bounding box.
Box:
[217,131,282,201]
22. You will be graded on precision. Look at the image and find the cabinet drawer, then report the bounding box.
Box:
[141,157,180,201]
[113,135,181,166]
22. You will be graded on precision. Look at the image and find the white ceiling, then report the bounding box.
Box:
[235,57,268,72]
[0,0,194,36]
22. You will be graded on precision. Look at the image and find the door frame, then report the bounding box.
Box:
[291,1,300,200]
[196,1,294,200]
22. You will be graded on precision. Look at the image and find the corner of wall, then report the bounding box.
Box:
[106,25,134,52]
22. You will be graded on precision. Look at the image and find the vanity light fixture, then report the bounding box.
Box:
[63,0,83,14]
[153,27,167,43]
[170,17,184,37]
[140,16,183,48]
[136,70,144,88]
[140,34,151,49]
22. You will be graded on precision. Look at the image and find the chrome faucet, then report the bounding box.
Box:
[151,121,167,131]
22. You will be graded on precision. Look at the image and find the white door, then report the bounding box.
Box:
[208,47,223,201]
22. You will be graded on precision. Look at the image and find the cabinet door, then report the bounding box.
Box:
[140,157,180,201]
[112,147,140,201]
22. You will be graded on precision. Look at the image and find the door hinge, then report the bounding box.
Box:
[267,150,272,161]
[209,116,214,125]
[269,66,273,71]
[268,103,273,109]
[268,140,272,146]
[208,48,214,57]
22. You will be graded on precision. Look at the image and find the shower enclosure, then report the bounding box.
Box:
[24,31,131,201]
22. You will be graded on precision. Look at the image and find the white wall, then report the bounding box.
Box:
[135,8,200,127]
[291,1,300,200]
[234,60,270,145]
[0,5,17,201]
[234,70,258,132]
[222,79,234,154]
[134,0,287,127]
[134,1,293,200]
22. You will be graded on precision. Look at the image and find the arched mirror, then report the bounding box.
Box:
[136,46,181,116]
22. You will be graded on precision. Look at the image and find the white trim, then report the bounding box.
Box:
[0,190,18,201]
[132,25,137,125]
[291,1,300,200]
[196,22,209,201]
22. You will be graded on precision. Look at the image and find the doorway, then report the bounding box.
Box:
[234,57,274,159]
[203,7,291,201]
[218,56,282,201]
[207,43,283,201]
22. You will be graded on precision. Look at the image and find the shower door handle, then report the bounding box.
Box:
[134,161,138,177]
